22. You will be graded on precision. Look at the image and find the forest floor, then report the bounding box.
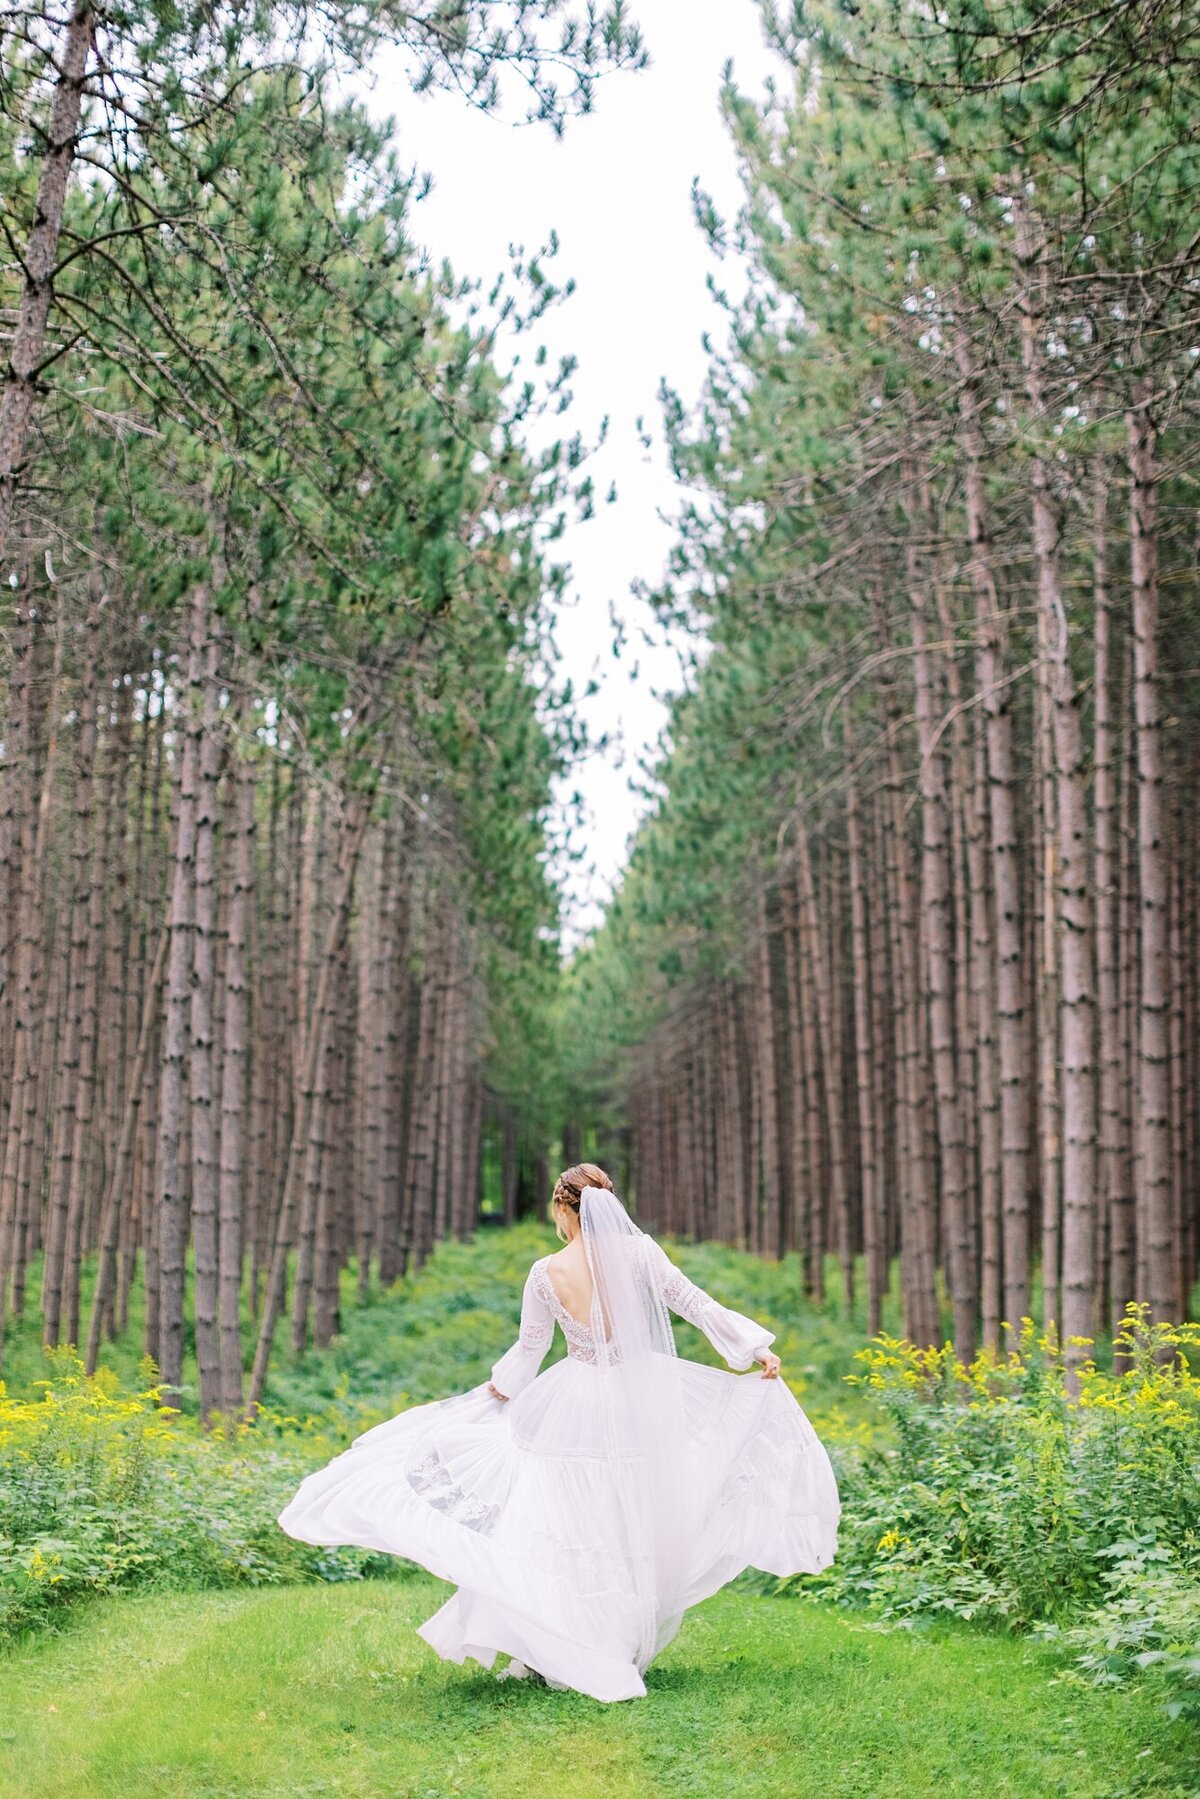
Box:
[4,1226,1197,1798]
[3,1576,1193,1799]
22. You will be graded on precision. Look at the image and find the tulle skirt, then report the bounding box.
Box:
[278,1355,841,1703]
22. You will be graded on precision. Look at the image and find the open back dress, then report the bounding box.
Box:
[278,1190,840,1702]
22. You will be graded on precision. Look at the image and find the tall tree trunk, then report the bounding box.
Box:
[844,709,884,1332]
[155,587,208,1391]
[100,679,134,1244]
[955,327,1030,1335]
[246,795,371,1413]
[1119,684,1142,1323]
[0,592,64,1344]
[824,859,855,1300]
[1168,793,1188,1319]
[405,958,440,1271]
[1034,605,1062,1333]
[188,626,223,1410]
[0,602,34,1093]
[874,583,939,1346]
[1093,468,1134,1341]
[377,832,411,1283]
[218,717,256,1412]
[354,831,383,1298]
[314,943,350,1349]
[64,672,111,1348]
[85,929,168,1373]
[784,878,821,1292]
[1015,201,1099,1368]
[1127,391,1174,1324]
[250,758,286,1314]
[933,571,1001,1351]
[779,877,808,1269]
[289,787,334,1349]
[43,606,102,1343]
[907,477,975,1357]
[755,887,784,1260]
[0,3,94,552]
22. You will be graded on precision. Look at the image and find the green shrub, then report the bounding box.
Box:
[1047,1552,1200,1723]
[766,1307,1200,1720]
[0,1351,397,1643]
[7,1227,1196,1734]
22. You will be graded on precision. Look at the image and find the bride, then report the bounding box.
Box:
[278,1162,840,1703]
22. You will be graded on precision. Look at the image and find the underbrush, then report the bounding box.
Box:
[0,1352,401,1642]
[763,1307,1200,1726]
[4,1226,1197,1731]
[0,1224,880,1646]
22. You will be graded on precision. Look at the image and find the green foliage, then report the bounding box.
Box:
[563,0,1200,1167]
[1055,1559,1200,1725]
[262,1223,571,1417]
[6,1223,1198,1744]
[765,1309,1200,1726]
[0,1353,396,1643]
[0,1221,886,1645]
[0,1225,578,1643]
[14,53,573,1157]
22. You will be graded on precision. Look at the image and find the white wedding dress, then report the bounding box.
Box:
[278,1189,840,1702]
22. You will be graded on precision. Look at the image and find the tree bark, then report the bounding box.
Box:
[795,822,851,1305]
[1127,391,1174,1323]
[0,4,94,552]
[1034,603,1062,1333]
[246,795,371,1413]
[0,591,64,1344]
[1092,468,1134,1342]
[873,582,939,1346]
[844,709,884,1332]
[189,625,223,1417]
[43,604,102,1344]
[1015,200,1099,1368]
[85,929,168,1374]
[954,327,1030,1335]
[755,887,784,1260]
[155,586,208,1391]
[907,476,975,1357]
[217,714,256,1412]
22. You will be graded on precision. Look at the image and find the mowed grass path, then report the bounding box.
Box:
[3,1579,1193,1799]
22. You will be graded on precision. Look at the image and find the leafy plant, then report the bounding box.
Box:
[763,1307,1200,1723]
[0,1351,397,1642]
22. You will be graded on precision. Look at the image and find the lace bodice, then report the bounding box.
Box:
[488,1239,775,1400]
[530,1256,604,1364]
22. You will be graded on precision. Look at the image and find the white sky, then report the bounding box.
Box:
[367,3,780,944]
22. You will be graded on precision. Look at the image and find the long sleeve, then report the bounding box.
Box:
[645,1239,775,1371]
[489,1264,554,1399]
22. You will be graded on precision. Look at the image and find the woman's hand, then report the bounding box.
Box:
[755,1349,781,1380]
[487,1382,510,1402]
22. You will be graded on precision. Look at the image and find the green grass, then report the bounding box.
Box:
[5,1226,1197,1795]
[2,1579,1194,1799]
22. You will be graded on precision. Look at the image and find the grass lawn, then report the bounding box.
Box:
[2,1579,1194,1799]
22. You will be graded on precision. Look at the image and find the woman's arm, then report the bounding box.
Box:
[645,1239,780,1376]
[487,1264,554,1400]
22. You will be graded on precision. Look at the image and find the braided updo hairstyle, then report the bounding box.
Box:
[552,1162,614,1241]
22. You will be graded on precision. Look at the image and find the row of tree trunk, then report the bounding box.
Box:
[0,578,492,1414]
[627,441,1199,1361]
